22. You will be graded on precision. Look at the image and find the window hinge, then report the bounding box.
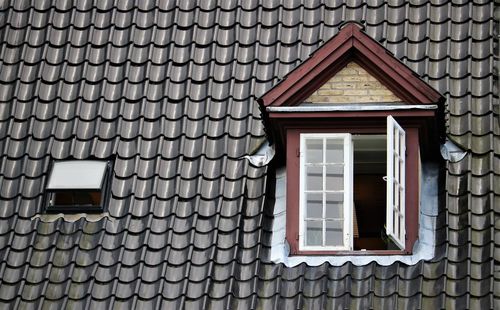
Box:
[296,148,300,157]
[296,233,299,240]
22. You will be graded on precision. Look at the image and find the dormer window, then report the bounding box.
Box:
[259,23,445,257]
[45,160,111,213]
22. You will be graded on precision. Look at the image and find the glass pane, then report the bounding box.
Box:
[401,158,405,183]
[325,220,343,246]
[395,184,400,207]
[325,193,343,218]
[395,154,400,180]
[306,221,323,246]
[52,191,101,206]
[325,165,343,191]
[306,193,323,219]
[305,139,323,163]
[393,154,398,180]
[47,161,107,189]
[325,139,343,163]
[306,166,323,191]
[393,128,400,156]
[392,182,397,208]
[399,132,404,155]
[395,212,400,239]
[399,213,404,237]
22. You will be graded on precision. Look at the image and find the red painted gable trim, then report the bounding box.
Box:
[259,23,443,108]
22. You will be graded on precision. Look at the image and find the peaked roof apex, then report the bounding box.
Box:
[259,22,444,108]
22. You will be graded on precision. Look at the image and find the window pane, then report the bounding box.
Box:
[393,127,399,153]
[325,139,343,163]
[47,161,107,189]
[325,220,343,246]
[306,166,323,191]
[325,193,343,218]
[305,139,323,163]
[395,182,400,207]
[306,221,323,246]
[325,165,343,191]
[51,191,102,206]
[306,193,323,219]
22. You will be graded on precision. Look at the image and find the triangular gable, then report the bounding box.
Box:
[306,62,402,104]
[259,22,444,108]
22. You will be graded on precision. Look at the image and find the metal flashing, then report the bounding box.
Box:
[266,104,438,113]
[240,140,275,167]
[440,138,468,163]
[32,212,112,223]
[269,163,439,267]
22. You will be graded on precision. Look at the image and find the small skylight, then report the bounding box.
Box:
[45,160,111,213]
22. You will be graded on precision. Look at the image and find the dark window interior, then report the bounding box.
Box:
[352,135,396,250]
[50,191,102,207]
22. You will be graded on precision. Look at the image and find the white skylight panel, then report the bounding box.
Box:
[46,161,108,190]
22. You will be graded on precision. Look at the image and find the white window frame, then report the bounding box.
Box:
[386,116,406,249]
[299,133,353,251]
[297,116,407,252]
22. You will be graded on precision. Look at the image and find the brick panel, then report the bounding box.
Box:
[306,62,402,104]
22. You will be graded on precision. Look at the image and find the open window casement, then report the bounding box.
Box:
[299,134,353,251]
[297,116,411,252]
[386,116,406,249]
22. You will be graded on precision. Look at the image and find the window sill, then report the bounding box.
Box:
[291,249,411,256]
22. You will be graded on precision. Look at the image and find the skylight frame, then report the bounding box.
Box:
[44,160,112,213]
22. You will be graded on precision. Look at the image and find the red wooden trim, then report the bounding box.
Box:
[285,122,420,255]
[260,25,354,107]
[285,130,301,254]
[352,42,436,104]
[351,31,442,103]
[267,45,353,108]
[405,128,420,252]
[269,110,439,163]
[259,22,444,109]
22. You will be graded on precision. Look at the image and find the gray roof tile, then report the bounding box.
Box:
[0,0,496,308]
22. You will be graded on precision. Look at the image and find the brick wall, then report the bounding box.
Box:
[306,62,402,104]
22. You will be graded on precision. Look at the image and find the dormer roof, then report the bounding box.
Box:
[259,22,444,109]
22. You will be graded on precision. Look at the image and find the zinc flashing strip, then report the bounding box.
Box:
[269,162,439,267]
[32,213,113,223]
[266,104,438,113]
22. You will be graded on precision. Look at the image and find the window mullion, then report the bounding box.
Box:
[322,137,326,247]
[345,134,353,250]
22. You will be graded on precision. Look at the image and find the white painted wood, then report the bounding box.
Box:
[299,133,353,251]
[386,116,406,249]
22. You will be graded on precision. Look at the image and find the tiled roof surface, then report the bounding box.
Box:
[0,1,497,309]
